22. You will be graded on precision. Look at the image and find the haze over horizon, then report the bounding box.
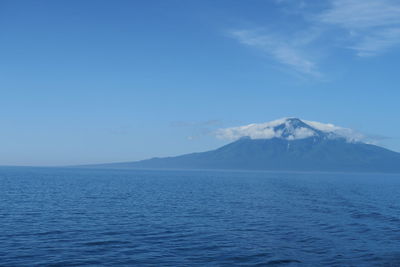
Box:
[1,0,400,166]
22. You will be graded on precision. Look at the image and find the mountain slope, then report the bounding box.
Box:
[89,118,400,173]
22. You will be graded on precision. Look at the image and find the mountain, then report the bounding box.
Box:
[90,118,400,173]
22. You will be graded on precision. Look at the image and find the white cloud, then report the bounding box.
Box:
[303,119,365,142]
[216,118,366,143]
[229,0,400,76]
[216,118,287,140]
[318,0,400,56]
[230,30,320,77]
[319,0,400,29]
[350,28,400,57]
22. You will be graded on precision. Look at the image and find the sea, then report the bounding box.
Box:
[1,167,400,266]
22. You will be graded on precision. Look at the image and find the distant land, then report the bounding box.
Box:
[83,118,400,173]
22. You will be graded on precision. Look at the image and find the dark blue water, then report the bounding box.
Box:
[1,167,400,266]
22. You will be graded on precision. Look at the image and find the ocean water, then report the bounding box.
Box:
[1,168,400,266]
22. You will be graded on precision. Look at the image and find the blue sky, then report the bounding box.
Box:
[1,0,400,165]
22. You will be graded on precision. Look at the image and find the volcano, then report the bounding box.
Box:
[89,118,400,173]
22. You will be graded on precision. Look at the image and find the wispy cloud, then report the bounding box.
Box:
[230,30,321,77]
[318,0,400,56]
[319,0,400,29]
[229,0,400,77]
[351,28,400,57]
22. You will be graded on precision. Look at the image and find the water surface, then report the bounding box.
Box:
[1,167,400,266]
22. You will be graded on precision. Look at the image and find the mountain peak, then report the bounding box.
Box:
[271,118,317,140]
[217,117,365,143]
[88,117,400,173]
[283,117,303,123]
[278,117,314,129]
[96,117,400,172]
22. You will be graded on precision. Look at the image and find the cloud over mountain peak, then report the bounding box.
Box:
[216,118,365,143]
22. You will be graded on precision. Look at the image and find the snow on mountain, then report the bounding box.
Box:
[216,118,366,143]
[87,117,400,173]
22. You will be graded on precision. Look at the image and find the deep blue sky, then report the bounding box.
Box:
[1,0,400,165]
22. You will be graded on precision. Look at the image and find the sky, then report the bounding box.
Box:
[1,0,400,166]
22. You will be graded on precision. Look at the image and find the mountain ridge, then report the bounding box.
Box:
[82,118,400,173]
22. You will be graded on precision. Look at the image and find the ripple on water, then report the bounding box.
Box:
[1,168,400,266]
